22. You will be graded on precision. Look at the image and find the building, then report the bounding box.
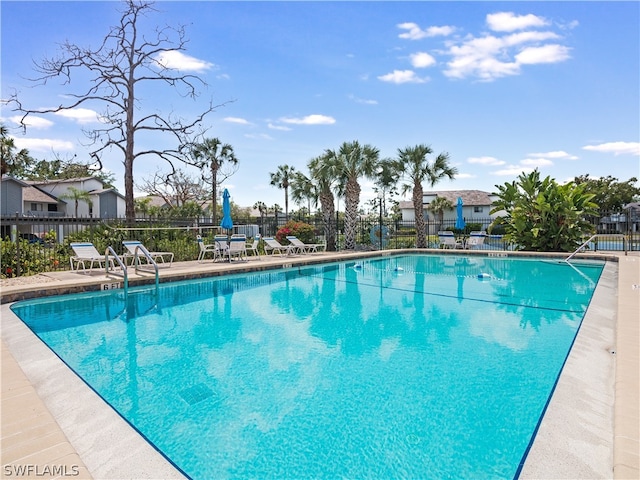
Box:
[398,189,502,231]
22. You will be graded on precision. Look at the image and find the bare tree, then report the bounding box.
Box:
[137,169,209,209]
[8,0,224,222]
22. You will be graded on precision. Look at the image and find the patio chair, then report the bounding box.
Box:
[262,237,298,256]
[438,231,463,249]
[465,231,486,250]
[214,235,230,256]
[70,242,117,273]
[286,236,322,253]
[226,236,248,262]
[197,235,221,262]
[122,240,174,266]
[246,234,261,259]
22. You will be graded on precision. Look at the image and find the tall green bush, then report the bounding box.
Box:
[490,170,598,252]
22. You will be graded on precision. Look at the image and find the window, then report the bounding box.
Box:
[474,206,483,213]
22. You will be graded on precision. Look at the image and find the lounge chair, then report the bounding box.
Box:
[286,236,323,253]
[246,234,261,259]
[438,231,463,249]
[262,237,297,256]
[226,236,247,262]
[465,231,486,249]
[70,242,117,273]
[122,240,174,266]
[197,235,221,262]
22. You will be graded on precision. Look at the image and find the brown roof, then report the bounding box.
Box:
[424,190,494,205]
[22,185,63,204]
[399,190,494,208]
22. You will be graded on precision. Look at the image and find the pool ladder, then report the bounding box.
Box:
[105,245,160,298]
[565,233,628,263]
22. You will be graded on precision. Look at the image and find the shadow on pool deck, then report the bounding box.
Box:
[1,250,638,479]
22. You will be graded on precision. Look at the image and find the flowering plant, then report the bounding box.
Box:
[275,221,315,244]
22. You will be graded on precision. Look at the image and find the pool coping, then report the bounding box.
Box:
[1,249,638,479]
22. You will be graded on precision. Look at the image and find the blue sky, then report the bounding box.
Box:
[2,1,639,210]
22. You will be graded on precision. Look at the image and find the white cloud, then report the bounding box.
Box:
[11,137,75,152]
[153,50,214,73]
[529,150,578,160]
[455,172,476,179]
[280,114,336,125]
[378,69,428,84]
[486,12,549,32]
[410,52,437,68]
[53,108,101,124]
[493,165,536,176]
[267,123,291,131]
[348,94,378,105]
[515,44,571,65]
[9,115,53,129]
[520,158,554,167]
[468,156,505,166]
[224,117,250,125]
[397,22,455,40]
[441,14,571,82]
[582,141,640,156]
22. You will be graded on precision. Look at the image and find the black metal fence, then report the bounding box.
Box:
[1,207,638,277]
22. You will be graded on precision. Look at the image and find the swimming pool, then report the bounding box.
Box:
[11,254,605,479]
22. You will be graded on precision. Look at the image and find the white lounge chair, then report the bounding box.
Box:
[226,236,247,262]
[70,242,117,273]
[286,236,322,253]
[262,237,297,256]
[438,231,463,249]
[122,240,174,266]
[246,234,261,259]
[465,231,486,249]
[197,235,221,262]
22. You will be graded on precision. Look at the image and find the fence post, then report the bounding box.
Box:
[14,212,21,277]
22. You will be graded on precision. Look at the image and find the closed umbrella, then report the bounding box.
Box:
[220,188,233,233]
[220,189,233,261]
[455,197,466,231]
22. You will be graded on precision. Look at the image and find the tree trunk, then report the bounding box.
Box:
[319,190,336,251]
[211,162,218,224]
[413,182,426,248]
[343,178,360,250]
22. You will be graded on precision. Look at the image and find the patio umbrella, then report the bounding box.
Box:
[455,197,466,230]
[220,188,233,234]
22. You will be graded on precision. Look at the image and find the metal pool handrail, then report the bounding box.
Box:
[565,233,627,263]
[133,244,160,295]
[105,246,128,295]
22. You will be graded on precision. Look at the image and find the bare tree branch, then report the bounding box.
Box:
[7,0,229,222]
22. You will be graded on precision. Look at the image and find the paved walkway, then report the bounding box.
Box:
[1,250,638,479]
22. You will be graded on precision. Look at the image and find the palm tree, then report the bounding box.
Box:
[269,165,295,220]
[309,154,339,251]
[60,186,93,217]
[290,171,317,219]
[427,196,454,235]
[191,138,238,224]
[392,144,457,248]
[253,201,268,234]
[326,141,379,250]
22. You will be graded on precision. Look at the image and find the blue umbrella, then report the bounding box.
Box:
[455,197,466,230]
[220,188,233,232]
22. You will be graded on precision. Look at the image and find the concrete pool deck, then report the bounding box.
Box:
[1,249,638,479]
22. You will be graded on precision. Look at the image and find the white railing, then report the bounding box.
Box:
[565,234,628,262]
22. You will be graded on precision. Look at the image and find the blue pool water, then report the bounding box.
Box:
[11,254,604,479]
